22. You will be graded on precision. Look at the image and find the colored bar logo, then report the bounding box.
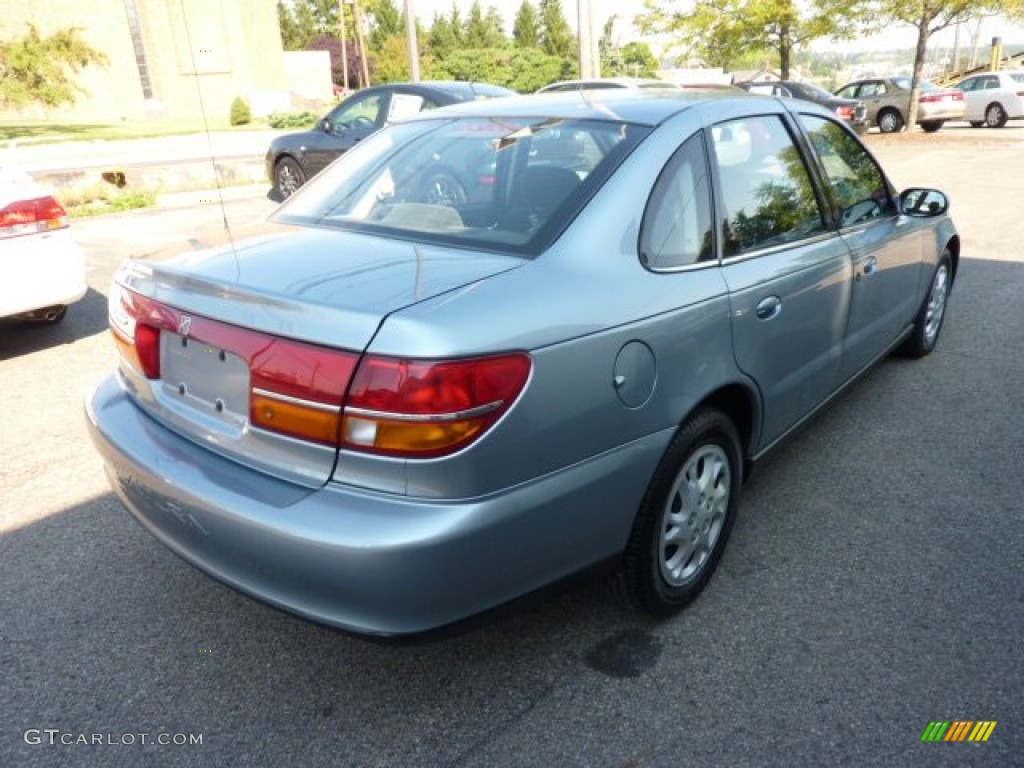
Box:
[921,721,997,742]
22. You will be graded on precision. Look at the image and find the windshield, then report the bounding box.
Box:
[893,77,940,92]
[274,116,649,256]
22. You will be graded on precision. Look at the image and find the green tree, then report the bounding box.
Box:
[426,12,460,59]
[431,46,572,91]
[465,2,492,48]
[483,6,509,48]
[620,42,659,77]
[278,0,346,50]
[539,0,574,57]
[368,0,404,52]
[638,0,870,78]
[513,0,540,48]
[0,24,107,110]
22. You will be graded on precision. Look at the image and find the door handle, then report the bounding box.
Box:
[755,296,782,320]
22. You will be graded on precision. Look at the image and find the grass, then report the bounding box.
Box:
[0,117,272,144]
[64,190,156,218]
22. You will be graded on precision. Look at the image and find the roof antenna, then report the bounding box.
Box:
[178,0,239,277]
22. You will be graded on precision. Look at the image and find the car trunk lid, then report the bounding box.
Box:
[110,226,523,487]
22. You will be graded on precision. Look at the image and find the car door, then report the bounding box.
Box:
[796,113,925,379]
[856,80,888,126]
[956,76,983,121]
[305,90,389,175]
[710,114,852,449]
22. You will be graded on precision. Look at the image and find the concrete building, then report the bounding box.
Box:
[3,0,294,122]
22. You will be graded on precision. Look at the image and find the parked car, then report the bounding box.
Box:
[537,77,681,93]
[834,76,965,133]
[0,165,86,324]
[89,91,958,636]
[955,70,1024,128]
[737,80,869,133]
[266,81,515,198]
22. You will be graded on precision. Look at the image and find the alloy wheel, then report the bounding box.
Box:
[658,445,731,587]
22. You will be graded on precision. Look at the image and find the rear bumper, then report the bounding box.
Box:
[0,230,86,318]
[918,102,966,122]
[86,374,664,635]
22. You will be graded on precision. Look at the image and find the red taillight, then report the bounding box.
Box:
[134,324,161,378]
[835,105,854,119]
[342,354,531,457]
[0,195,67,239]
[920,92,961,103]
[109,284,359,445]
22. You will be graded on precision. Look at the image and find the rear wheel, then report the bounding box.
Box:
[877,109,904,133]
[623,409,742,616]
[919,120,944,133]
[985,103,1008,128]
[901,252,952,358]
[274,157,306,199]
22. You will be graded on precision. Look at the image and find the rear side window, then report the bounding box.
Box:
[799,115,895,227]
[640,134,714,269]
[710,115,825,256]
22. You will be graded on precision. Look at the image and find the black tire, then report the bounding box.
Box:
[900,251,952,358]
[418,170,467,207]
[920,120,943,133]
[623,408,742,617]
[877,109,904,134]
[274,157,306,199]
[969,121,984,128]
[985,103,1008,128]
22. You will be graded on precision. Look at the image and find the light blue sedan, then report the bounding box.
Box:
[87,90,958,635]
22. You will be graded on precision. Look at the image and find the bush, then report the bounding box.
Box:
[267,111,319,130]
[230,97,252,126]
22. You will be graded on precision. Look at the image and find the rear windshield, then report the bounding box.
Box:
[274,116,649,256]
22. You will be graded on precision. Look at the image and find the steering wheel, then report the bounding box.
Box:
[350,116,375,130]
[418,170,468,208]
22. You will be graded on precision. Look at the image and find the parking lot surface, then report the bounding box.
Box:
[1,125,1022,767]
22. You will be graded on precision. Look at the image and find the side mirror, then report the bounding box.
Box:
[320,118,334,133]
[899,188,949,217]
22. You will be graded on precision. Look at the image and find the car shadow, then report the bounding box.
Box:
[0,287,108,361]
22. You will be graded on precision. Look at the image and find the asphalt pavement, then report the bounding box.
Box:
[0,126,1021,768]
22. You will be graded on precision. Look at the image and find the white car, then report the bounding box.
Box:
[0,166,86,323]
[956,70,1024,128]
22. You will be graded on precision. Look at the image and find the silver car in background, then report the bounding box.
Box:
[87,91,958,636]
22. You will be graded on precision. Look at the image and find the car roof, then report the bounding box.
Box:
[359,81,515,101]
[421,89,751,126]
[537,77,680,92]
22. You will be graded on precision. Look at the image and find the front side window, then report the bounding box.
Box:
[710,115,825,256]
[275,116,650,255]
[640,134,714,269]
[836,84,858,99]
[330,94,385,131]
[799,115,895,227]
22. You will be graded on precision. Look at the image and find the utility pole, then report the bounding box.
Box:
[351,0,371,88]
[577,0,599,78]
[405,0,420,81]
[339,0,349,92]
